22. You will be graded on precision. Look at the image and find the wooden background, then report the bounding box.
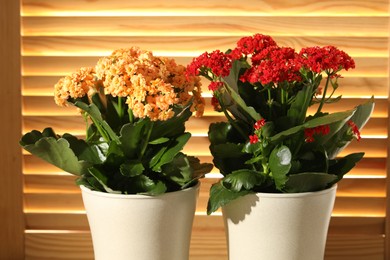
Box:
[1,0,389,259]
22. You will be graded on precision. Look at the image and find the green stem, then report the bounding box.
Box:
[118,97,124,120]
[91,117,110,142]
[139,121,154,159]
[316,74,331,114]
[128,108,134,124]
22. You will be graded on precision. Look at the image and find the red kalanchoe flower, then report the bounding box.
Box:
[208,81,224,91]
[186,50,232,78]
[254,119,266,130]
[249,134,259,144]
[241,46,302,85]
[299,46,355,74]
[304,125,330,143]
[348,120,361,141]
[230,34,277,60]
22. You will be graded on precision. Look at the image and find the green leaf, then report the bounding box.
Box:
[149,137,169,145]
[88,167,121,194]
[223,169,265,192]
[120,161,145,177]
[325,99,374,158]
[208,122,233,145]
[207,181,251,215]
[161,153,193,186]
[119,120,147,159]
[328,152,364,184]
[20,131,94,176]
[269,109,355,143]
[287,83,314,126]
[74,101,120,143]
[284,172,338,193]
[150,105,191,139]
[62,133,105,163]
[140,180,167,196]
[269,145,292,190]
[152,133,191,172]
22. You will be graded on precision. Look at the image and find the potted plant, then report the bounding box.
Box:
[186,34,374,260]
[20,47,213,260]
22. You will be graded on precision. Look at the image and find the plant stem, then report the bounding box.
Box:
[316,74,331,114]
[139,121,154,159]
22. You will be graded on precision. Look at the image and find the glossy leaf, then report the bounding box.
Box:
[207,181,251,215]
[284,172,338,193]
[269,145,292,190]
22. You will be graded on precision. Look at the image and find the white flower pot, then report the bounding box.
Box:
[80,183,200,260]
[222,185,337,260]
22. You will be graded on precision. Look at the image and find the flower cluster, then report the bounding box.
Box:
[187,34,373,214]
[55,47,205,121]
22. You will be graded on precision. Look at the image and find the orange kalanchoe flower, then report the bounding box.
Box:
[55,47,205,121]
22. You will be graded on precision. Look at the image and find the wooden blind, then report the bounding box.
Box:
[20,0,388,259]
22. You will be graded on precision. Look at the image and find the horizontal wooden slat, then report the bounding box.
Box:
[24,231,385,260]
[21,0,388,16]
[22,36,388,57]
[21,16,389,37]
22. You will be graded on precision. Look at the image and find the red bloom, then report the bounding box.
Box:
[299,46,355,74]
[186,50,232,78]
[348,120,361,141]
[249,134,259,144]
[240,46,302,85]
[254,119,266,130]
[230,34,277,60]
[208,81,223,91]
[304,125,330,143]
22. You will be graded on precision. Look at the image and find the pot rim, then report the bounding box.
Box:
[80,181,200,199]
[252,184,337,198]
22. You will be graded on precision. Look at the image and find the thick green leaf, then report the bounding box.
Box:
[207,181,251,215]
[269,109,355,143]
[222,169,265,192]
[287,83,314,126]
[119,120,147,159]
[120,161,145,177]
[208,122,233,145]
[325,99,374,158]
[149,137,169,145]
[161,153,193,186]
[150,105,191,139]
[152,133,191,172]
[284,172,338,193]
[140,180,167,196]
[210,143,245,158]
[74,101,120,143]
[20,132,93,176]
[88,167,121,194]
[148,146,168,169]
[328,152,364,184]
[269,145,292,190]
[62,133,105,163]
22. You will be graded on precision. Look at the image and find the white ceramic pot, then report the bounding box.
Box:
[80,183,200,260]
[222,185,337,260]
